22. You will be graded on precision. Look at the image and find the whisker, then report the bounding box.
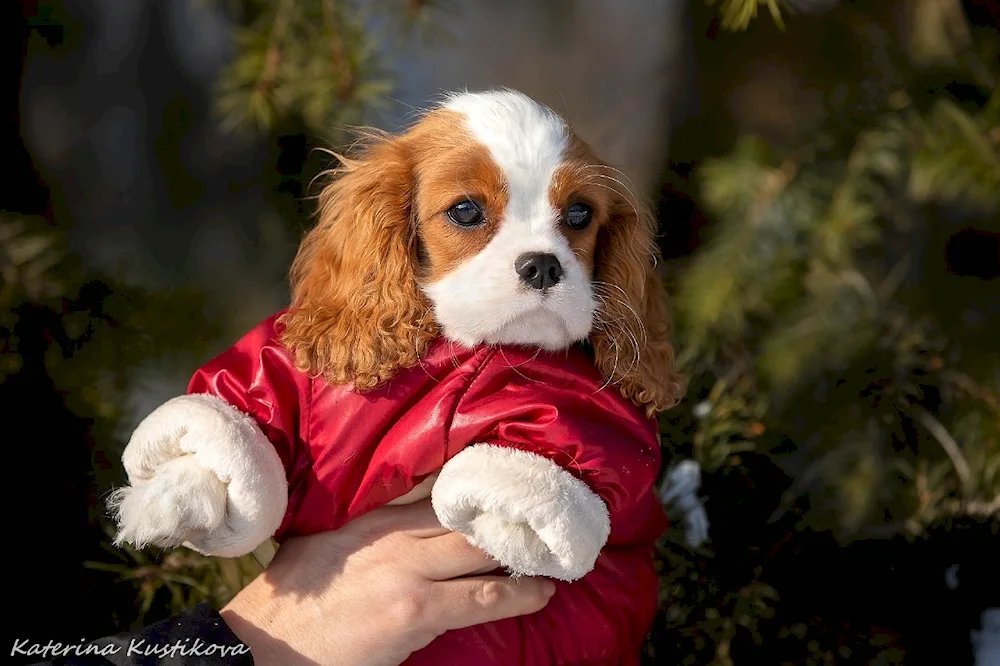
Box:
[589,171,638,201]
[580,164,641,200]
[561,445,586,476]
[498,347,549,386]
[414,308,441,383]
[590,292,623,392]
[587,181,641,222]
[596,315,640,381]
[590,283,645,384]
[580,172,630,201]
[592,164,642,200]
[593,331,621,395]
[592,281,648,346]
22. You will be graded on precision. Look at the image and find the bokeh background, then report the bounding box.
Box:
[4,0,999,664]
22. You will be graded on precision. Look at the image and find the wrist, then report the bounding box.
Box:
[221,577,301,666]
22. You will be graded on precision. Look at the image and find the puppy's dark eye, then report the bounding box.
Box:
[565,202,593,230]
[446,200,484,227]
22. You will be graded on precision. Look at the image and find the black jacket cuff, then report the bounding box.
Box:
[21,602,254,666]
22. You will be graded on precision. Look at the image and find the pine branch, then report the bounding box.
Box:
[212,0,449,136]
[672,66,999,547]
[322,0,355,100]
[704,0,785,31]
[675,138,817,347]
[254,0,292,97]
[911,405,972,492]
[908,98,1000,208]
[0,213,64,306]
[943,369,1000,413]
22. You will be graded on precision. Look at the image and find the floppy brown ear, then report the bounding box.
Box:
[591,194,685,417]
[278,134,437,390]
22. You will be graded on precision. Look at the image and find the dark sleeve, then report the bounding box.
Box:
[23,603,254,666]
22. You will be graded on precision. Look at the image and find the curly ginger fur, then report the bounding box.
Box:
[278,134,438,390]
[590,192,686,417]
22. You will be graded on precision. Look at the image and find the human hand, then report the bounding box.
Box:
[220,499,556,666]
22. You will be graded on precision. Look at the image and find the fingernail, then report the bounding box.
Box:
[543,581,557,597]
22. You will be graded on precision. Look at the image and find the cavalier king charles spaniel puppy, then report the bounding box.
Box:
[110,92,707,655]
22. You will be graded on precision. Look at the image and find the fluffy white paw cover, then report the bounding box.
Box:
[431,444,611,582]
[107,394,287,558]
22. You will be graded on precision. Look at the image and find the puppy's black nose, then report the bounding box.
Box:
[515,252,563,290]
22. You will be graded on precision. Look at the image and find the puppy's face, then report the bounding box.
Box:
[281,89,682,415]
[412,92,610,350]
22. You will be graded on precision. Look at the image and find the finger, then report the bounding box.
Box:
[349,499,447,539]
[429,576,557,632]
[415,531,500,580]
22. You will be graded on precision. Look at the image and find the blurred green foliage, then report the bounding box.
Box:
[649,2,998,662]
[704,0,786,31]
[85,528,262,630]
[211,0,453,139]
[669,50,998,537]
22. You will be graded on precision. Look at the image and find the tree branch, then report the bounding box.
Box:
[911,405,972,490]
[323,0,355,100]
[255,0,293,95]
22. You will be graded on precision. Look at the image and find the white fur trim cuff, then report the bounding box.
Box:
[431,444,610,582]
[108,393,288,558]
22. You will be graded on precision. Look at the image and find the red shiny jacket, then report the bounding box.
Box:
[187,312,667,665]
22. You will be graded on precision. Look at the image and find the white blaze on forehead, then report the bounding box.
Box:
[442,90,569,229]
[425,90,597,352]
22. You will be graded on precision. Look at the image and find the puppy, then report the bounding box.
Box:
[111,89,690,665]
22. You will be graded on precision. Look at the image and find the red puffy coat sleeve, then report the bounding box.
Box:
[185,312,311,537]
[408,347,667,666]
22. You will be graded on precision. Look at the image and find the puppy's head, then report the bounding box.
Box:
[280,89,682,415]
